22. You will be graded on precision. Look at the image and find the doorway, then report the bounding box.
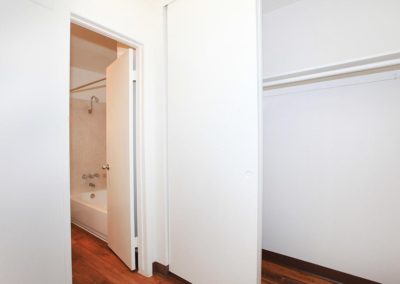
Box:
[69,22,139,275]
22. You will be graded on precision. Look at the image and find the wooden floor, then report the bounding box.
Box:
[262,261,337,284]
[71,225,336,284]
[72,225,184,284]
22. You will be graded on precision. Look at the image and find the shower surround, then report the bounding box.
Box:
[70,98,107,195]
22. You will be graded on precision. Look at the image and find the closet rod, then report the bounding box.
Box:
[70,78,106,92]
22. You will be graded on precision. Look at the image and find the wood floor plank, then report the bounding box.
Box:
[72,224,337,284]
[71,225,184,284]
[262,261,337,284]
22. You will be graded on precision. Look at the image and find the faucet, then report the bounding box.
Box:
[82,173,100,180]
[89,183,96,189]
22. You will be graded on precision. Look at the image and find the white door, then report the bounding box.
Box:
[105,48,136,270]
[167,0,261,283]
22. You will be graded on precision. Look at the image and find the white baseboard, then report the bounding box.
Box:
[71,219,108,242]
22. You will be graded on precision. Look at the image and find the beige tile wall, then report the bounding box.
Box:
[70,98,107,195]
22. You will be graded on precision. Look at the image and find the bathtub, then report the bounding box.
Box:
[71,190,107,241]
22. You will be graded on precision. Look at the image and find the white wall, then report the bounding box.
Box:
[0,1,71,283]
[262,0,400,78]
[167,0,262,283]
[262,0,301,14]
[263,71,400,284]
[0,0,166,282]
[262,2,400,282]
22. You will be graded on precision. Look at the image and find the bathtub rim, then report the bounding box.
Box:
[71,189,108,242]
[70,189,107,214]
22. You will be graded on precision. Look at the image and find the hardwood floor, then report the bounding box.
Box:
[71,224,336,284]
[71,225,184,284]
[261,261,337,284]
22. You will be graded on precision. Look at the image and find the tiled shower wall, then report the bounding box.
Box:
[70,98,107,195]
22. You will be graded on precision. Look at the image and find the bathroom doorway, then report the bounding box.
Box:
[69,22,140,273]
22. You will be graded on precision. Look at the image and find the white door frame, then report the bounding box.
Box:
[69,13,149,275]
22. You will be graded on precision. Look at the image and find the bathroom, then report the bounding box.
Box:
[69,23,138,271]
[69,23,113,241]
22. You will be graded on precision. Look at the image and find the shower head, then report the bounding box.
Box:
[88,96,100,114]
[91,96,100,103]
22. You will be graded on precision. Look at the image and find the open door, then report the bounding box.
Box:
[105,48,136,270]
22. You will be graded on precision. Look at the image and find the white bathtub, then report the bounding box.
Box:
[71,190,107,241]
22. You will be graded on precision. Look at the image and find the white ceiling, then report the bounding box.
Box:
[70,24,117,74]
[262,0,302,13]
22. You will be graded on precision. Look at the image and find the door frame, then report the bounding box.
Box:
[69,13,148,275]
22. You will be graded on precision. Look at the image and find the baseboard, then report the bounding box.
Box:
[262,250,380,284]
[153,262,170,276]
[71,220,107,242]
[153,262,191,283]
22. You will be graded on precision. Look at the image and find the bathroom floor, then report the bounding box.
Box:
[71,224,334,284]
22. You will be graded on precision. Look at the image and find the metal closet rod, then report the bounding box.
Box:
[70,78,106,92]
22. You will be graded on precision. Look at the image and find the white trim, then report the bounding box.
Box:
[69,14,150,276]
[263,51,400,88]
[163,4,170,266]
[128,48,136,270]
[132,236,138,248]
[161,0,177,6]
[134,43,150,277]
[264,69,400,97]
[256,0,263,283]
[71,220,108,242]
[71,14,142,48]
